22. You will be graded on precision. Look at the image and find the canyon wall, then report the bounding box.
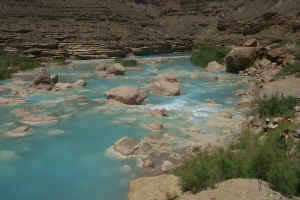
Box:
[0,0,299,59]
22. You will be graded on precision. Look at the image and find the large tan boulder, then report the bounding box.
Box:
[128,175,182,200]
[225,47,259,73]
[106,63,125,76]
[151,80,184,96]
[105,86,147,105]
[206,61,226,72]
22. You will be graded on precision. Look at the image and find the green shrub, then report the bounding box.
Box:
[191,46,231,67]
[255,94,298,118]
[114,58,137,67]
[296,40,300,46]
[0,50,40,80]
[55,58,66,65]
[174,126,300,196]
[271,40,289,49]
[274,62,300,79]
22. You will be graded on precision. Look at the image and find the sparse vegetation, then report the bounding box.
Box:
[115,58,138,67]
[191,46,231,67]
[255,94,298,118]
[271,40,290,49]
[55,58,67,65]
[0,50,40,80]
[174,125,300,196]
[274,62,300,79]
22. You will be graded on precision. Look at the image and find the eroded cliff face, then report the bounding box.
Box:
[0,0,299,59]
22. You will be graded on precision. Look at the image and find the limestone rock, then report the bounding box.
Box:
[113,137,139,156]
[243,38,260,47]
[128,175,182,200]
[225,47,259,73]
[149,109,168,117]
[148,123,164,131]
[7,126,30,137]
[160,160,174,172]
[206,61,226,72]
[151,80,184,96]
[72,80,87,87]
[106,63,125,76]
[105,86,147,105]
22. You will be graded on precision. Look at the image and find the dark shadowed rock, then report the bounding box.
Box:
[225,47,259,73]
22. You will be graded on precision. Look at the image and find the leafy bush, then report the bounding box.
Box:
[114,58,137,67]
[191,46,231,67]
[274,62,300,79]
[174,126,300,196]
[0,50,40,80]
[255,94,298,118]
[296,40,300,46]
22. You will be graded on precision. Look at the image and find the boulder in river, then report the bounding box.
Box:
[151,79,184,96]
[113,137,139,156]
[106,63,125,76]
[105,86,147,105]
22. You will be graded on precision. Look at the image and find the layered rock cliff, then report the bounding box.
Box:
[0,0,299,59]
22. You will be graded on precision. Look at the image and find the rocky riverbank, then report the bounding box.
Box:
[126,40,300,200]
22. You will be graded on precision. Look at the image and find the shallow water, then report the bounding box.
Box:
[0,55,248,200]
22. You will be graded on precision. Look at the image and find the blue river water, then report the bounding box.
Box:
[0,55,247,200]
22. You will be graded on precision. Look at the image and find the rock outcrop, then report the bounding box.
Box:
[105,86,147,105]
[1,0,299,59]
[225,47,259,73]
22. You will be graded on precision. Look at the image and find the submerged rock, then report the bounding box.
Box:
[216,112,233,119]
[105,86,147,105]
[128,175,182,200]
[147,123,164,132]
[113,137,139,156]
[151,80,184,96]
[206,61,226,72]
[0,151,20,162]
[7,126,30,137]
[149,109,168,117]
[152,74,181,83]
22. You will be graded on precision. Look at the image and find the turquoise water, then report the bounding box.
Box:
[0,56,247,200]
